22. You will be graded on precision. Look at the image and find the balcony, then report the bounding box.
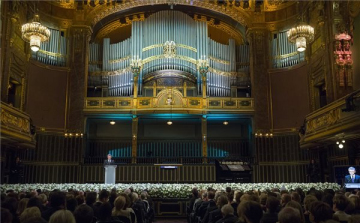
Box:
[300,90,360,148]
[1,102,36,148]
[84,97,254,114]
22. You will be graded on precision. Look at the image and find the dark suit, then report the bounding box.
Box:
[104,159,115,165]
[215,214,238,223]
[208,208,223,223]
[261,211,278,223]
[345,174,360,183]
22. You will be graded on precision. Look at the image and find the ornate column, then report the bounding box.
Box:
[198,57,209,99]
[67,25,92,131]
[201,116,207,163]
[246,28,271,130]
[131,116,138,163]
[130,56,142,99]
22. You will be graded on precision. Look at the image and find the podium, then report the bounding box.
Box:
[104,165,117,184]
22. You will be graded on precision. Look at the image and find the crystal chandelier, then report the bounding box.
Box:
[287,22,314,52]
[21,14,50,52]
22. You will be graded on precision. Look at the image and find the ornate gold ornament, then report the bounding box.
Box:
[21,14,51,52]
[197,56,209,78]
[130,55,142,77]
[163,41,177,58]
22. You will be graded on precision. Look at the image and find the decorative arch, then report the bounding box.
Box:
[155,88,185,108]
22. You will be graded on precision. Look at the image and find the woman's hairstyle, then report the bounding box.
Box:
[49,210,76,223]
[20,207,41,223]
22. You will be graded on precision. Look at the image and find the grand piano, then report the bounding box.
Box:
[215,159,252,183]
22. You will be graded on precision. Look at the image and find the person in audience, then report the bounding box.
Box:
[291,192,301,204]
[22,217,48,223]
[348,195,360,214]
[41,192,66,221]
[97,202,121,223]
[308,201,333,223]
[198,190,216,220]
[278,207,301,223]
[112,196,132,223]
[200,190,217,222]
[66,197,78,213]
[207,194,229,223]
[95,190,110,207]
[19,207,41,223]
[227,191,238,216]
[37,194,48,209]
[333,194,351,222]
[261,195,280,223]
[281,194,292,207]
[303,195,318,223]
[74,204,94,223]
[1,208,13,223]
[286,201,305,223]
[49,210,75,223]
[237,200,263,223]
[189,188,199,212]
[86,192,99,218]
[16,198,29,216]
[131,192,146,223]
[348,214,360,223]
[215,204,237,223]
[140,191,154,223]
[27,197,45,212]
[76,194,85,206]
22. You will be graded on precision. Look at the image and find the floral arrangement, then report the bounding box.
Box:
[0,183,341,199]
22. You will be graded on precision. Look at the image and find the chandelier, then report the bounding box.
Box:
[21,14,50,52]
[287,22,314,52]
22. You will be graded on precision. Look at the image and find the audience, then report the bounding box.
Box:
[3,186,360,223]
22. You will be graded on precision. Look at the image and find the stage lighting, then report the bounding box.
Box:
[110,120,116,125]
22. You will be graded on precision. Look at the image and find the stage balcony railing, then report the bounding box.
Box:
[83,156,254,165]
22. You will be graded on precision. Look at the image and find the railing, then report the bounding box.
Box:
[84,97,254,111]
[83,156,254,165]
[300,90,360,147]
[0,102,35,146]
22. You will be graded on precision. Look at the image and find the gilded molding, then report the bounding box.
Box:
[209,56,230,65]
[109,55,131,64]
[143,43,197,53]
[87,0,250,28]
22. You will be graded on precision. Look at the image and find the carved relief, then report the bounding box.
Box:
[305,108,341,134]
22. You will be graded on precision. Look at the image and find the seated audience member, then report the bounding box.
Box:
[198,190,216,220]
[303,195,318,223]
[202,193,225,223]
[41,192,66,221]
[286,201,305,223]
[17,198,29,216]
[208,194,229,223]
[86,192,99,217]
[131,192,147,223]
[98,202,122,223]
[278,207,301,223]
[22,217,47,223]
[1,208,13,223]
[49,210,76,223]
[348,215,360,223]
[74,204,94,223]
[140,191,154,223]
[333,194,351,222]
[349,195,360,214]
[2,197,18,222]
[19,207,41,223]
[261,195,280,223]
[291,192,301,204]
[215,204,238,223]
[112,196,132,223]
[27,197,45,212]
[237,201,263,223]
[95,190,110,208]
[281,194,292,207]
[66,197,78,213]
[309,201,333,223]
[76,194,85,206]
[189,188,199,213]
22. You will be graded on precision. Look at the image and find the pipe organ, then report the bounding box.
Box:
[88,10,250,97]
[271,31,305,68]
[31,28,67,67]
